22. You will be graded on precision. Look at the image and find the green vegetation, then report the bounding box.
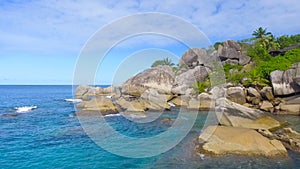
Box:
[252,27,272,39]
[276,34,300,49]
[247,44,272,63]
[223,27,300,86]
[192,80,210,94]
[151,58,175,67]
[151,28,300,92]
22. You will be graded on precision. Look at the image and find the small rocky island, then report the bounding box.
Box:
[75,32,300,157]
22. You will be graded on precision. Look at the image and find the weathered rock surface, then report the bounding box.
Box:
[122,66,175,96]
[260,101,274,112]
[270,63,300,96]
[77,97,118,115]
[179,48,208,68]
[217,40,251,66]
[116,97,145,112]
[75,85,96,100]
[172,66,209,95]
[225,87,246,105]
[216,98,280,130]
[279,104,300,115]
[169,97,189,107]
[197,126,287,156]
[246,87,261,105]
[187,93,213,110]
[198,93,213,110]
[273,127,300,152]
[260,86,275,101]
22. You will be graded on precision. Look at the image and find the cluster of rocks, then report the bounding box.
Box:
[196,97,300,157]
[223,85,300,115]
[75,39,300,157]
[179,40,251,68]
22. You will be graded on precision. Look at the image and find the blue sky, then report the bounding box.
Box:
[0,0,300,85]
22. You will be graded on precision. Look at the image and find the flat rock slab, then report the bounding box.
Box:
[198,126,287,157]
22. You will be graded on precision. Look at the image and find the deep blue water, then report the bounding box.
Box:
[1,85,300,169]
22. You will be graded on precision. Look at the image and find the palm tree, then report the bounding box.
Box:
[162,58,175,66]
[151,58,175,67]
[252,27,272,39]
[252,27,279,50]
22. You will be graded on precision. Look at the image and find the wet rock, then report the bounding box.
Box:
[273,127,300,152]
[169,97,189,107]
[76,97,119,116]
[198,126,287,157]
[215,98,280,130]
[279,104,300,115]
[116,97,145,112]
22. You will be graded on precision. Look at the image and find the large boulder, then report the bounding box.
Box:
[173,66,209,94]
[75,85,97,99]
[198,93,213,110]
[260,101,274,112]
[75,85,118,99]
[77,97,118,115]
[140,88,171,110]
[215,98,281,130]
[179,48,208,68]
[116,97,145,112]
[260,86,275,101]
[95,86,115,95]
[271,63,300,96]
[121,65,175,96]
[273,127,300,152]
[217,40,251,66]
[225,86,246,105]
[197,126,287,157]
[279,104,300,115]
[187,93,213,110]
[169,97,189,107]
[246,87,261,105]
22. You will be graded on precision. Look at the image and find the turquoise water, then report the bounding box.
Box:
[1,85,300,168]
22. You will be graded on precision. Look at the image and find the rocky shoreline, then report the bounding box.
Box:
[75,40,300,157]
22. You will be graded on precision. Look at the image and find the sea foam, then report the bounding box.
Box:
[15,106,38,113]
[64,98,83,103]
[104,113,121,117]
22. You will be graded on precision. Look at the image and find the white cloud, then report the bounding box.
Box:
[0,0,300,57]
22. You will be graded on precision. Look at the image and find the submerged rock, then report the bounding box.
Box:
[273,127,300,152]
[197,126,287,157]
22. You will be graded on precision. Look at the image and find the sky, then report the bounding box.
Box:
[0,0,300,85]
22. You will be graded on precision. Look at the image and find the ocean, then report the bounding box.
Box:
[1,85,300,169]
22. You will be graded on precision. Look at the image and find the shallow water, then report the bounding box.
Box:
[0,85,300,168]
